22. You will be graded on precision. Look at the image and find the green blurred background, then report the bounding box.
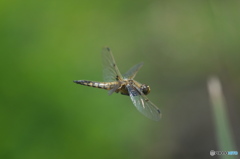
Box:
[1,0,239,159]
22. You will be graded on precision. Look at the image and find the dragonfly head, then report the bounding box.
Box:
[140,84,151,95]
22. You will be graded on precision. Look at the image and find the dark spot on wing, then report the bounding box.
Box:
[116,75,119,81]
[145,99,149,102]
[113,63,116,67]
[106,47,110,51]
[131,89,139,96]
[157,109,160,114]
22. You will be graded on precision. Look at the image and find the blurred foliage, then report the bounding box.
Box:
[0,0,240,159]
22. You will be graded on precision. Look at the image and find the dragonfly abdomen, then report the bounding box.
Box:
[73,80,117,90]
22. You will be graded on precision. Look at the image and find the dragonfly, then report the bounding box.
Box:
[73,47,161,121]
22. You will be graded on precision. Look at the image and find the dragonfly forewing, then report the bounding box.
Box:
[123,62,144,80]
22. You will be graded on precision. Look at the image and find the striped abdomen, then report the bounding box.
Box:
[73,80,119,90]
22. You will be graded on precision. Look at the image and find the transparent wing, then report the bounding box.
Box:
[123,62,144,79]
[126,84,161,121]
[102,47,123,82]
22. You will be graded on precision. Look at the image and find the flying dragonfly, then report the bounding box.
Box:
[73,47,161,121]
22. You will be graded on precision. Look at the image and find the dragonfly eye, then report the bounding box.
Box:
[141,84,151,95]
